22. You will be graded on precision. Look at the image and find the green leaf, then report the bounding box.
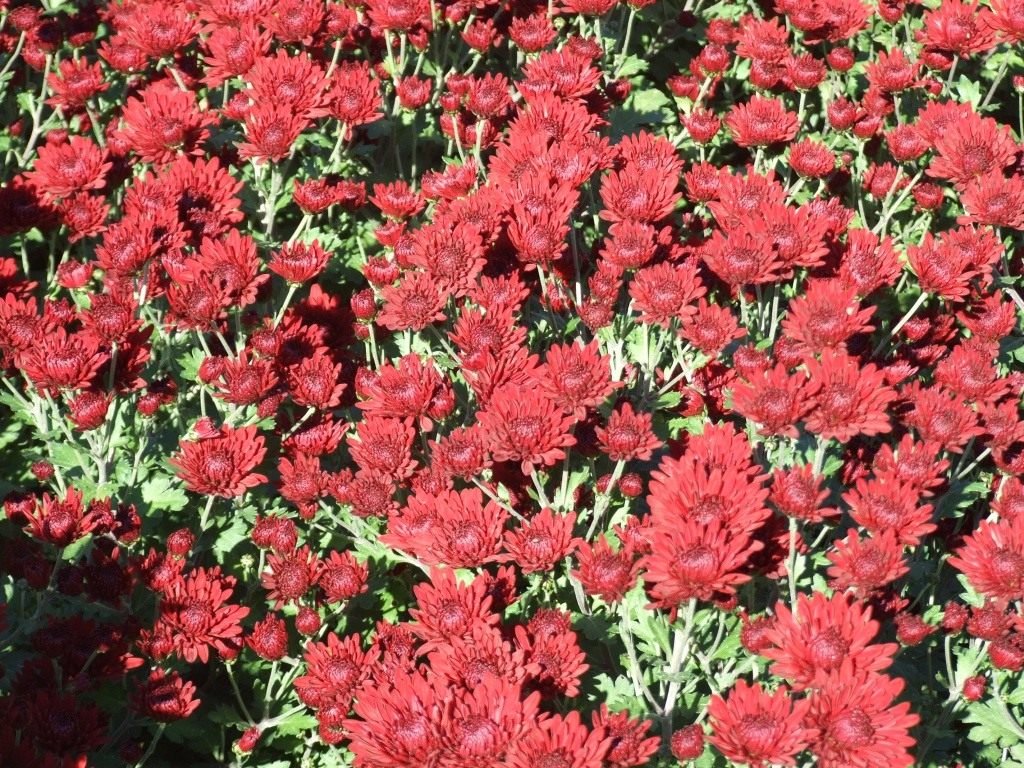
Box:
[965,700,1024,748]
[141,475,190,512]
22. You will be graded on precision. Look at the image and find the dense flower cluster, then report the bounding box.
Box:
[1,0,1023,766]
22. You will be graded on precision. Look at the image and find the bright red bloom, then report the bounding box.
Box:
[378,271,447,331]
[269,240,330,283]
[503,508,577,574]
[328,62,384,131]
[350,416,417,480]
[133,669,201,722]
[262,545,322,608]
[247,50,329,121]
[599,166,680,223]
[948,517,1024,601]
[202,21,272,87]
[540,340,620,420]
[409,568,499,644]
[591,705,660,768]
[703,226,784,287]
[642,519,761,605]
[169,423,268,498]
[158,566,250,663]
[24,136,110,200]
[357,354,443,428]
[508,711,609,768]
[902,384,983,452]
[762,592,897,691]
[804,350,896,442]
[838,229,901,296]
[573,535,639,603]
[770,465,837,523]
[21,328,106,394]
[725,96,799,147]
[827,528,909,595]
[287,350,346,410]
[420,488,507,568]
[781,280,875,353]
[919,0,997,55]
[23,487,101,547]
[116,81,213,165]
[477,387,577,475]
[959,170,1024,229]
[928,113,1017,188]
[707,680,814,768]
[843,472,935,546]
[294,631,373,709]
[729,363,816,438]
[596,403,661,462]
[118,1,198,58]
[46,59,108,111]
[238,104,310,162]
[805,672,920,767]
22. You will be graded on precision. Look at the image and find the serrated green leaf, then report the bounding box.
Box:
[965,700,1024,748]
[141,475,190,512]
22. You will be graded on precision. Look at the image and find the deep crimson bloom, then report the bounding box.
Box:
[804,350,895,442]
[22,328,106,395]
[762,592,897,691]
[902,384,983,452]
[262,545,322,608]
[117,82,213,165]
[248,614,289,660]
[418,488,507,568]
[591,705,660,767]
[729,363,816,438]
[118,1,198,58]
[843,473,935,546]
[948,517,1024,601]
[133,669,201,722]
[863,48,920,93]
[838,229,901,296]
[573,535,639,603]
[238,104,310,162]
[628,261,705,327]
[477,387,576,475]
[428,622,527,689]
[959,170,1024,229]
[827,528,909,595]
[522,49,602,100]
[23,487,101,547]
[343,668,443,763]
[378,271,447,331]
[788,138,835,178]
[726,96,799,147]
[350,416,417,480]
[596,403,661,462]
[782,280,875,352]
[24,135,110,200]
[327,62,383,132]
[507,711,610,768]
[269,240,330,283]
[319,550,369,603]
[294,631,373,709]
[169,423,268,498]
[928,113,1017,188]
[212,352,278,406]
[642,519,761,605]
[410,568,498,644]
[247,50,329,121]
[707,680,814,767]
[357,354,443,429]
[540,340,620,420]
[159,566,250,663]
[804,672,919,767]
[703,226,784,287]
[287,350,345,410]
[919,0,997,55]
[503,508,577,573]
[771,465,838,523]
[47,58,108,111]
[202,21,272,87]
[407,221,486,297]
[599,166,680,223]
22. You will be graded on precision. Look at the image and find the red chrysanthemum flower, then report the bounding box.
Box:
[919,0,997,55]
[287,350,346,410]
[378,271,448,332]
[507,710,610,768]
[628,261,705,327]
[959,170,1024,229]
[21,328,106,395]
[357,354,443,428]
[539,340,620,421]
[770,465,837,523]
[599,166,680,223]
[595,403,661,462]
[247,614,289,660]
[318,550,369,604]
[642,519,762,606]
[781,280,875,353]
[591,705,660,768]
[116,81,213,165]
[707,680,815,768]
[729,363,817,438]
[573,535,639,604]
[350,416,417,480]
[928,112,1017,188]
[804,672,920,767]
[46,58,108,111]
[703,225,784,287]
[725,96,799,147]
[843,472,935,546]
[788,138,835,178]
[158,566,250,663]
[247,50,329,121]
[23,487,101,547]
[202,21,272,87]
[409,568,499,644]
[24,135,111,200]
[238,104,310,162]
[521,49,602,100]
[118,1,198,59]
[477,387,577,475]
[262,545,322,608]
[169,423,268,498]
[803,350,896,442]
[269,240,330,284]
[902,384,983,452]
[761,592,897,691]
[132,669,201,722]
[407,221,486,297]
[947,516,1024,601]
[328,61,384,132]
[503,508,577,574]
[294,631,373,709]
[419,488,507,568]
[827,528,909,595]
